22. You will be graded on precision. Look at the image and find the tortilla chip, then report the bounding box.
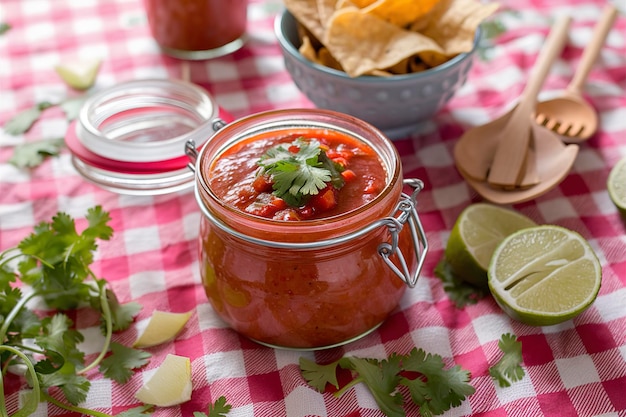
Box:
[324,8,444,77]
[362,0,441,28]
[284,0,326,42]
[317,0,338,28]
[299,35,320,63]
[421,0,499,55]
[318,47,343,71]
[349,0,377,7]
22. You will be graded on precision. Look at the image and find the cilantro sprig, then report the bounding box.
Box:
[0,206,149,417]
[194,396,232,417]
[489,333,525,388]
[300,347,475,417]
[256,137,344,207]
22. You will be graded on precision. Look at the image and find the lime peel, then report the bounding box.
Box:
[608,156,626,213]
[488,225,602,326]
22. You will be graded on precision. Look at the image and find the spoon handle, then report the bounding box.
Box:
[567,4,618,94]
[487,15,571,188]
[518,15,572,115]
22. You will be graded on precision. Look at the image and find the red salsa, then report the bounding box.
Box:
[144,0,247,52]
[198,125,414,348]
[207,128,388,221]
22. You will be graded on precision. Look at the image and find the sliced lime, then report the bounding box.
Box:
[608,156,626,213]
[445,203,537,286]
[488,225,602,326]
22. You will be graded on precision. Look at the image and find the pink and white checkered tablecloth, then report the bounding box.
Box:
[1,0,626,416]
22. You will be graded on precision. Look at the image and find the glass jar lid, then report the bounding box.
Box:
[66,78,228,195]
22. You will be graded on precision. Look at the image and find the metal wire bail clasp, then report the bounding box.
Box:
[185,118,227,173]
[378,178,429,288]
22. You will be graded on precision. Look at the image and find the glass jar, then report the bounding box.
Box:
[66,78,227,195]
[188,109,428,350]
[144,0,248,60]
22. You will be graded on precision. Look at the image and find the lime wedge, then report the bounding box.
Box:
[445,203,536,286]
[135,354,192,407]
[488,225,602,326]
[133,310,192,348]
[54,59,101,90]
[608,156,626,214]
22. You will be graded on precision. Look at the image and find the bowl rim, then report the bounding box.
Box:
[274,8,481,83]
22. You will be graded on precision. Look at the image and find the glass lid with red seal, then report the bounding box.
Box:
[65,78,232,195]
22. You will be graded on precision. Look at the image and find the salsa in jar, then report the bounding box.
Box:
[193,110,427,349]
[144,0,247,60]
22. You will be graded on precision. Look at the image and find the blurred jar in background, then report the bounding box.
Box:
[144,0,247,60]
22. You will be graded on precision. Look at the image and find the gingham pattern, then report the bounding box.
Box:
[1,0,625,416]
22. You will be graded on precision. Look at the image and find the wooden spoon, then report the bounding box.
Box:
[454,15,571,188]
[460,122,579,204]
[534,5,618,143]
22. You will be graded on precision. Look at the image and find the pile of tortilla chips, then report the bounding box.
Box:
[284,0,499,78]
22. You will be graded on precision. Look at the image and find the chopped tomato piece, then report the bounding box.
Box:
[288,145,300,153]
[341,169,357,182]
[252,175,273,193]
[310,187,338,212]
[331,156,348,168]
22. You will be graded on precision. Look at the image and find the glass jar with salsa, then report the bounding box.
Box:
[189,109,428,349]
[144,0,247,60]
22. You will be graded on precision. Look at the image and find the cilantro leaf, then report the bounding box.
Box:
[41,371,91,405]
[299,356,341,392]
[9,137,65,168]
[347,357,404,417]
[0,22,10,35]
[4,102,54,135]
[99,342,151,384]
[59,95,88,121]
[489,333,525,388]
[400,348,475,416]
[257,138,335,206]
[194,396,233,417]
[434,258,488,308]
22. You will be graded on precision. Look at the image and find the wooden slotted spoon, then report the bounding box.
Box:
[535,5,618,143]
[454,15,571,189]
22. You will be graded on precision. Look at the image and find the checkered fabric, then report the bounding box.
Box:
[1,0,625,416]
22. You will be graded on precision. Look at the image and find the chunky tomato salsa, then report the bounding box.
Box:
[207,128,388,220]
[198,126,413,348]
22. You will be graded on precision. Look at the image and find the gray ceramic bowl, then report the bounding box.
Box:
[274,9,480,139]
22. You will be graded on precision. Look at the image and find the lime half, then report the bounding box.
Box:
[488,225,602,326]
[445,203,537,286]
[608,156,626,214]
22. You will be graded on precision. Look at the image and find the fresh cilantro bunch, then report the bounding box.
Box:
[300,347,475,417]
[256,137,344,207]
[0,206,149,417]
